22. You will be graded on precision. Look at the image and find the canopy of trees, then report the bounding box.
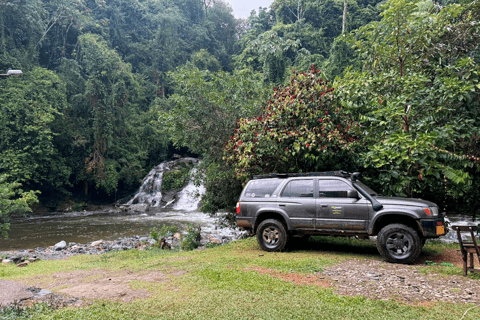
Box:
[1,0,479,228]
[0,0,243,205]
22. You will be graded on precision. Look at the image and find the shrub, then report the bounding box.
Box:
[224,66,361,181]
[150,224,179,242]
[162,164,193,191]
[181,224,201,251]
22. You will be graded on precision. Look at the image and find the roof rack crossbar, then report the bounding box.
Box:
[253,171,350,180]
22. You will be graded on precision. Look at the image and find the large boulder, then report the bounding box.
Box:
[54,241,67,251]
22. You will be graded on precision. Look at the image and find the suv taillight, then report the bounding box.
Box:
[236,202,241,214]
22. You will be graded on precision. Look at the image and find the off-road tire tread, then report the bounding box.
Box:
[376,223,422,264]
[256,219,288,252]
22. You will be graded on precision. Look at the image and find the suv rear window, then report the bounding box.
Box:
[244,179,282,198]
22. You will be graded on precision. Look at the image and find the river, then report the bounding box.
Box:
[0,208,235,251]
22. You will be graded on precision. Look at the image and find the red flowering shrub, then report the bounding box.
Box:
[224,66,361,181]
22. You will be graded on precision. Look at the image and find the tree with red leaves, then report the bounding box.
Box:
[224,66,361,181]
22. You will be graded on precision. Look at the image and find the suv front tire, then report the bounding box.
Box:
[376,223,422,264]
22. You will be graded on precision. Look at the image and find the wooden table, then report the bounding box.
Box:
[452,224,480,276]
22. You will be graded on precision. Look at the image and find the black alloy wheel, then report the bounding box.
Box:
[256,219,288,252]
[376,223,422,264]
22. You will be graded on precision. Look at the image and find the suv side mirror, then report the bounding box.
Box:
[347,190,359,199]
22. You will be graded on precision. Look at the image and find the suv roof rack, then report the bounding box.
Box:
[253,171,350,180]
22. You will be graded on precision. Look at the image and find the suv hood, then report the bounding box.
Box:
[374,196,436,208]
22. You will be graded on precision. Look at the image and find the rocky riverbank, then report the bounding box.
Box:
[1,228,248,266]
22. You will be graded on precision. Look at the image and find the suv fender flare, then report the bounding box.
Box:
[254,209,292,231]
[369,211,422,235]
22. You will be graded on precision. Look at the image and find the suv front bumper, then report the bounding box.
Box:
[420,218,447,238]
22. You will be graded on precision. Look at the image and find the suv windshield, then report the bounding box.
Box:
[355,180,379,196]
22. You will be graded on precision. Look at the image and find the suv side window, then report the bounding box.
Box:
[281,180,314,198]
[318,179,354,198]
[244,179,282,198]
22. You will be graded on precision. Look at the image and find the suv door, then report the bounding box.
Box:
[278,179,316,229]
[316,178,370,231]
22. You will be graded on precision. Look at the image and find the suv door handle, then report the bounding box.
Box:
[279,204,286,207]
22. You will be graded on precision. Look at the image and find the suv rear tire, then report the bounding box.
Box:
[256,219,288,252]
[376,223,422,264]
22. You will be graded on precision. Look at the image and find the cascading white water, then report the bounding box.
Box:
[126,163,166,207]
[443,216,479,242]
[173,174,206,211]
[126,158,204,210]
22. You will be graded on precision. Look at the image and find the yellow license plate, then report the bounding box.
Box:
[436,225,445,235]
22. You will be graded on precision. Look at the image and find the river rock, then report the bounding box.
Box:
[128,204,149,213]
[91,240,103,246]
[72,246,85,253]
[17,261,29,267]
[8,255,23,263]
[209,236,223,244]
[174,233,182,240]
[54,241,67,251]
[2,259,12,264]
[234,233,249,240]
[160,238,171,249]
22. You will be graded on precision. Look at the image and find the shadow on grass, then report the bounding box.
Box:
[284,236,457,266]
[286,236,380,258]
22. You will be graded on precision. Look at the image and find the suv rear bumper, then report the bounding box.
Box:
[420,218,446,238]
[236,217,253,230]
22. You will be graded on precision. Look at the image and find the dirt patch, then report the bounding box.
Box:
[0,280,34,307]
[18,269,185,303]
[244,248,477,306]
[419,248,464,267]
[246,267,330,288]
[324,259,480,305]
[0,280,82,309]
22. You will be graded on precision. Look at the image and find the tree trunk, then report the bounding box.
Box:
[342,0,348,34]
[0,12,5,54]
[297,0,303,21]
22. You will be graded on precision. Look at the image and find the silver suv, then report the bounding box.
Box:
[236,171,446,264]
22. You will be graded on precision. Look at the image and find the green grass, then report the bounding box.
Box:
[423,240,459,255]
[2,237,480,319]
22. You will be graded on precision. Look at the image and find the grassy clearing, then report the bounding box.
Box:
[2,237,479,319]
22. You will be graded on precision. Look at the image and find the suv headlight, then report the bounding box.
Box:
[424,207,439,217]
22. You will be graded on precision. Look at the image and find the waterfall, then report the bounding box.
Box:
[126,158,204,210]
[173,171,206,211]
[126,163,166,207]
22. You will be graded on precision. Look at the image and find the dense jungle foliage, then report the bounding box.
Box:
[1,0,479,228]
